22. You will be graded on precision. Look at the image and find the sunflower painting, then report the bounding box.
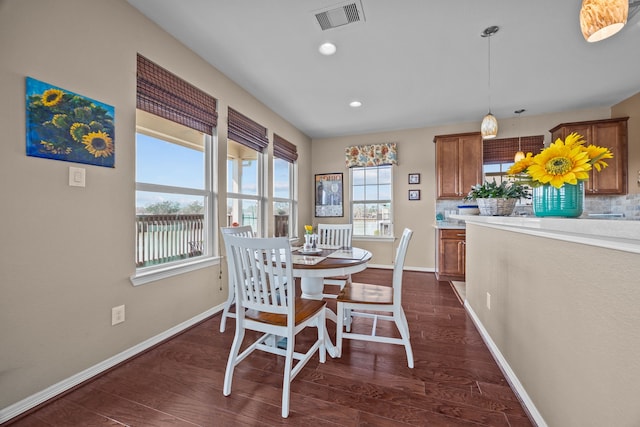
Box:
[26,77,115,167]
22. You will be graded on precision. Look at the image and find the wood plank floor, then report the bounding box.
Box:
[6,270,534,426]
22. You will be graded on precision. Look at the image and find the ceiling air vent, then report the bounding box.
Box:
[314,1,365,31]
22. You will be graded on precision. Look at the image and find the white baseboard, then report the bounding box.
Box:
[464,301,547,427]
[0,305,224,424]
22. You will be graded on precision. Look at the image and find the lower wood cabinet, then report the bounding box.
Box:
[436,228,466,281]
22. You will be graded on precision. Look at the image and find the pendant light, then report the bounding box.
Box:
[580,0,628,42]
[480,26,499,139]
[514,109,525,162]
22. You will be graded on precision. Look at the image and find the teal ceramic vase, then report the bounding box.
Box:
[532,182,584,217]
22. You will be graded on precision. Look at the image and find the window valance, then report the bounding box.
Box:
[273,134,298,163]
[483,136,544,164]
[136,54,217,133]
[345,143,397,168]
[228,108,269,152]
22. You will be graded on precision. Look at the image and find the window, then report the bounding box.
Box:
[226,108,269,235]
[227,140,263,233]
[351,165,393,237]
[273,134,298,237]
[135,110,214,269]
[133,54,218,284]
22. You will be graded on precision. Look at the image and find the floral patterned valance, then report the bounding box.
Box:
[345,143,397,168]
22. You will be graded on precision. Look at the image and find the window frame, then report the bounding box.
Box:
[350,165,394,240]
[131,115,218,286]
[273,156,298,238]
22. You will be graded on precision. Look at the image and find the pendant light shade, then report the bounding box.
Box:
[514,109,525,162]
[480,26,499,139]
[580,0,629,42]
[481,113,498,139]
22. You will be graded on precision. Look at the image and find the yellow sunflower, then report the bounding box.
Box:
[584,144,613,172]
[304,225,313,234]
[82,131,114,158]
[507,152,535,175]
[42,89,64,107]
[527,138,591,189]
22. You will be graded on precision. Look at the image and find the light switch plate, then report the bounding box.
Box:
[69,167,85,187]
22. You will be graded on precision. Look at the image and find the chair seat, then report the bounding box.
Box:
[246,298,326,326]
[337,282,393,305]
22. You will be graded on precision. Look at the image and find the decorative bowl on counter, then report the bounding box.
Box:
[457,205,480,215]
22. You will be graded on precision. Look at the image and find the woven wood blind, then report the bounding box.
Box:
[483,135,544,164]
[227,108,269,152]
[136,54,217,133]
[273,134,298,163]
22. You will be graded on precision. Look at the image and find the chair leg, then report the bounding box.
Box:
[395,308,414,368]
[219,288,235,333]
[223,327,244,395]
[281,334,294,418]
[336,302,344,358]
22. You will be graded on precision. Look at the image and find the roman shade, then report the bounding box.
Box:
[345,143,397,168]
[483,136,544,164]
[273,134,298,163]
[136,54,217,133]
[228,108,269,152]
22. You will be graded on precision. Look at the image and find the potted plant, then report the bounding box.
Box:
[465,179,530,216]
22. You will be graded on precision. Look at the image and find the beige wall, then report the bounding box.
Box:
[465,224,640,426]
[0,0,311,410]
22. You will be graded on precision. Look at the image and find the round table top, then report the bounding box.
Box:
[291,247,371,271]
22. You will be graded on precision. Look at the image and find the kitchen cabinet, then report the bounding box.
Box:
[436,228,466,281]
[434,132,483,199]
[549,117,628,195]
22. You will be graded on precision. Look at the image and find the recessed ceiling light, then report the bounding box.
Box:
[349,101,362,108]
[318,42,337,56]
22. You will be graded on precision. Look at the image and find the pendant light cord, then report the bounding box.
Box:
[487,34,492,113]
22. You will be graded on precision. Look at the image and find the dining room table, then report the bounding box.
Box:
[290,244,372,357]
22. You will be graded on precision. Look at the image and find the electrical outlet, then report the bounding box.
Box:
[111,305,125,325]
[486,292,491,310]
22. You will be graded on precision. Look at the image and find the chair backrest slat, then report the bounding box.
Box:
[318,223,353,248]
[392,228,413,303]
[224,234,293,317]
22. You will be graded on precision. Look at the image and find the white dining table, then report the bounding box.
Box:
[290,246,372,357]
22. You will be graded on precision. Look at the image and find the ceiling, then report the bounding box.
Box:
[127,0,640,139]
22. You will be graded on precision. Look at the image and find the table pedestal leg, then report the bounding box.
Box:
[300,276,338,357]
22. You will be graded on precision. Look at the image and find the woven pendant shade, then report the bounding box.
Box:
[580,0,629,42]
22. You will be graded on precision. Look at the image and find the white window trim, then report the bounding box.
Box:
[273,159,298,238]
[350,165,394,238]
[133,130,217,282]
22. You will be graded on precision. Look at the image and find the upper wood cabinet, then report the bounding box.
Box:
[433,132,483,199]
[549,117,628,195]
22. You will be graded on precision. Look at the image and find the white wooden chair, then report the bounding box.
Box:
[222,234,326,418]
[219,226,254,332]
[317,223,353,298]
[336,228,414,368]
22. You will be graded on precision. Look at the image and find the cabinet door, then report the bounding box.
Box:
[459,134,483,197]
[590,121,627,195]
[436,136,461,198]
[438,229,466,279]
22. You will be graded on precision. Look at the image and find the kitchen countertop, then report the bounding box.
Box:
[451,214,640,254]
[433,220,466,229]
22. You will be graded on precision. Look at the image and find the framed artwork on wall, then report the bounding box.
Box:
[408,189,421,201]
[315,173,343,217]
[408,173,420,184]
[25,77,115,168]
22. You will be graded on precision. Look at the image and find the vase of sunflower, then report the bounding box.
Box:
[507,132,613,218]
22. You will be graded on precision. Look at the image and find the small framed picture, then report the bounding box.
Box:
[408,190,421,201]
[408,173,420,184]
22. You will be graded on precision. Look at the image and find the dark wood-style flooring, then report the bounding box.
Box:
[6,270,534,426]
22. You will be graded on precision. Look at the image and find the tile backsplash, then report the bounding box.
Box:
[437,193,640,220]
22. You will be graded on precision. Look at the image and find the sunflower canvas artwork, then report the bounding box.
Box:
[26,77,115,168]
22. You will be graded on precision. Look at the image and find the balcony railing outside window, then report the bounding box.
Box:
[136,214,204,267]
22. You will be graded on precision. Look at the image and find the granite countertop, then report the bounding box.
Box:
[434,220,466,229]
